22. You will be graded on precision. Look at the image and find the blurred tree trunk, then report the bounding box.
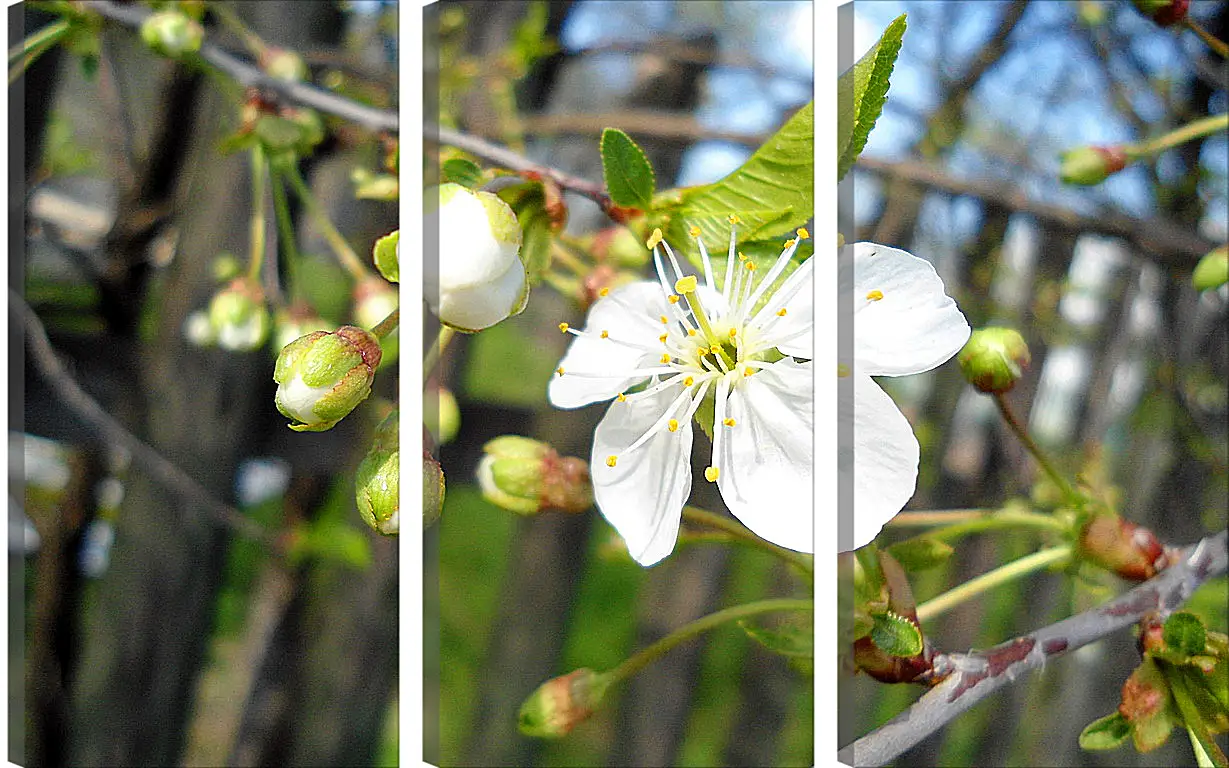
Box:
[65,3,353,766]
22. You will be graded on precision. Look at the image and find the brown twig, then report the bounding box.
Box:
[855,155,1215,265]
[12,290,276,546]
[79,0,398,134]
[429,125,623,218]
[842,529,1229,766]
[520,110,766,148]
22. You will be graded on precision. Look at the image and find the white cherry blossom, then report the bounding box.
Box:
[843,242,970,550]
[549,221,813,566]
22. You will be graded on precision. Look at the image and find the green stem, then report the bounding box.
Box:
[608,598,813,685]
[281,161,372,281]
[268,163,303,302]
[210,1,269,59]
[1129,114,1228,159]
[915,545,1072,624]
[550,241,589,277]
[885,509,1000,527]
[370,309,399,340]
[423,325,456,382]
[1184,17,1229,59]
[682,506,814,575]
[993,394,1082,507]
[247,145,268,282]
[542,270,583,302]
[894,509,1069,548]
[8,20,71,86]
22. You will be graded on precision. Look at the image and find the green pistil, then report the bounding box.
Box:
[675,276,735,369]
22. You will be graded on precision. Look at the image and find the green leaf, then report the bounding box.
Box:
[1078,712,1131,751]
[372,230,399,283]
[738,618,813,658]
[837,14,906,181]
[1170,667,1229,766]
[441,157,484,188]
[870,611,923,658]
[600,128,656,209]
[886,537,955,572]
[1165,612,1208,657]
[656,102,813,275]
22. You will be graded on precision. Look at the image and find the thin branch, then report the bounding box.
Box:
[79,0,398,134]
[429,125,618,214]
[520,111,766,148]
[843,529,1229,767]
[12,290,276,546]
[855,156,1215,266]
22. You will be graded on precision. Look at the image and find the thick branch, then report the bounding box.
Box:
[80,0,398,134]
[856,156,1215,266]
[842,529,1229,767]
[12,290,275,545]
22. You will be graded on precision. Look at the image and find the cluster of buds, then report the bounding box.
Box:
[273,326,382,432]
[477,436,592,516]
[958,327,1031,394]
[425,183,528,332]
[355,410,399,536]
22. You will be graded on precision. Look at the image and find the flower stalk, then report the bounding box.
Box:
[8,19,70,85]
[424,325,456,382]
[1184,17,1229,59]
[1130,114,1228,160]
[916,545,1073,623]
[268,160,304,302]
[282,160,372,281]
[248,145,269,282]
[993,393,1082,507]
[888,507,1070,545]
[682,506,813,575]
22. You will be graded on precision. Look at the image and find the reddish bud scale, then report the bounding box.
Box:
[1096,146,1129,175]
[539,452,592,513]
[852,637,933,684]
[1134,0,1189,26]
[1079,516,1166,581]
[602,202,640,224]
[541,179,568,231]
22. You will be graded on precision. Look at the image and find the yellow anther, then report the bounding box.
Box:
[738,251,748,262]
[785,238,797,249]
[668,294,680,304]
[556,367,565,376]
[617,392,627,402]
[728,328,738,338]
[682,376,695,386]
[660,353,672,364]
[723,418,736,427]
[727,214,740,225]
[866,289,884,301]
[599,287,610,297]
[606,455,618,467]
[558,322,570,333]
[689,225,701,237]
[837,363,851,378]
[687,328,697,337]
[667,419,679,432]
[658,333,668,343]
[777,307,788,317]
[646,228,663,250]
[600,330,610,338]
[743,366,755,376]
[704,466,720,482]
[745,261,757,271]
[660,315,669,324]
[674,275,698,293]
[796,227,809,240]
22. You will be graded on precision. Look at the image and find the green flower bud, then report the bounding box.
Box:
[1059,145,1128,186]
[211,252,241,283]
[183,310,214,347]
[476,436,593,516]
[261,48,309,82]
[1193,245,1228,292]
[208,278,270,352]
[424,386,460,446]
[518,669,610,739]
[958,327,1031,394]
[1132,0,1189,26]
[354,277,399,367]
[372,230,399,284]
[140,11,203,59]
[273,326,382,432]
[425,183,527,332]
[423,449,445,529]
[356,410,399,536]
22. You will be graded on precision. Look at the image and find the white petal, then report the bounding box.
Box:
[430,254,527,332]
[843,373,919,550]
[848,242,969,376]
[591,386,693,566]
[716,359,813,553]
[548,281,670,409]
[751,257,812,358]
